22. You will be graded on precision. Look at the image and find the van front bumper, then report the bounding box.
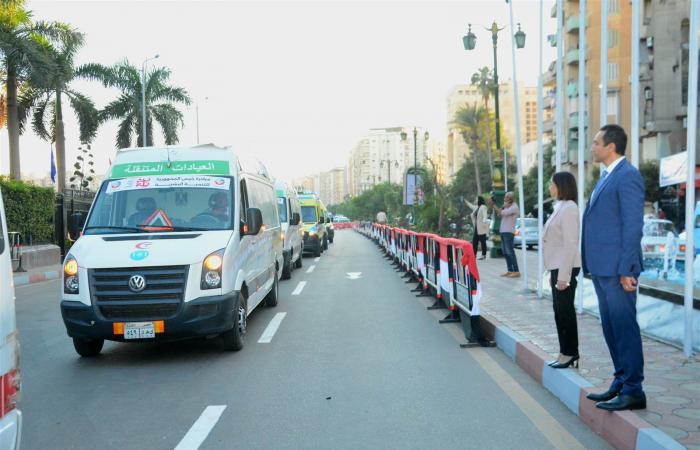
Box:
[303,235,320,253]
[60,292,238,342]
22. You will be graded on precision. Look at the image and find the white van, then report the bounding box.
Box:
[60,144,283,356]
[275,181,303,279]
[0,191,21,449]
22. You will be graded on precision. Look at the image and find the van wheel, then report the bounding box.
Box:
[222,294,247,351]
[265,273,279,307]
[329,236,334,244]
[281,259,292,280]
[314,245,321,257]
[73,337,103,357]
[295,253,303,268]
[323,237,329,250]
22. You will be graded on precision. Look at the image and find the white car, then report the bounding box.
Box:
[0,190,21,450]
[641,219,678,259]
[60,144,284,356]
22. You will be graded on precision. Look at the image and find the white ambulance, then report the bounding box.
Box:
[0,190,21,449]
[275,180,303,279]
[60,144,283,356]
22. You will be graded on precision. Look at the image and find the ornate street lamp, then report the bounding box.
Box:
[401,128,429,226]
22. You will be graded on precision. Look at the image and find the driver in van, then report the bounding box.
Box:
[207,192,230,222]
[128,197,157,227]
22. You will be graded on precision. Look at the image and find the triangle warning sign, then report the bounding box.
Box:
[142,209,173,230]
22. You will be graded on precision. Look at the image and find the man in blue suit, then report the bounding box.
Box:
[582,124,646,411]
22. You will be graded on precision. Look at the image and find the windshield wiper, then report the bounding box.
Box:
[83,226,146,233]
[168,226,212,232]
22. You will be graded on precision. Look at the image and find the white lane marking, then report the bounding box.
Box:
[306,265,316,273]
[174,405,227,450]
[346,272,362,280]
[292,281,307,296]
[258,312,287,343]
[314,257,320,262]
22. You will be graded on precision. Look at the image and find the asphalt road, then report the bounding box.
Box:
[16,230,609,450]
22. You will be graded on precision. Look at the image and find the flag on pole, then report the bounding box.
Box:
[50,145,57,184]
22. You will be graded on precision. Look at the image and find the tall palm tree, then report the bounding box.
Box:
[452,104,488,195]
[471,66,495,177]
[77,60,191,149]
[18,30,98,192]
[0,0,81,180]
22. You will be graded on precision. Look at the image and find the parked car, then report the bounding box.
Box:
[0,190,22,449]
[61,144,283,356]
[514,218,539,249]
[641,218,678,259]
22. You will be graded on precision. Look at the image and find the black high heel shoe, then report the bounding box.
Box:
[550,354,580,369]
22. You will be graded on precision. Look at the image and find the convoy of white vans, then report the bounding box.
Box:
[0,191,21,450]
[58,144,336,356]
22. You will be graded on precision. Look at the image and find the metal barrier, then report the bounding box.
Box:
[8,232,25,272]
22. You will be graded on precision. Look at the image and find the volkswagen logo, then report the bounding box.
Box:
[128,275,146,292]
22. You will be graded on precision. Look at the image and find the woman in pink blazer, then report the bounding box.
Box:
[543,172,582,369]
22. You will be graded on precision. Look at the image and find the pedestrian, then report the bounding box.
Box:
[466,196,489,260]
[489,192,520,277]
[543,172,581,369]
[582,124,646,411]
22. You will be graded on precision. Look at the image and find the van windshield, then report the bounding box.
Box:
[84,176,235,234]
[301,206,317,223]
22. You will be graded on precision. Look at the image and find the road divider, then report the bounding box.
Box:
[258,312,287,343]
[174,405,226,450]
[292,281,307,296]
[356,222,492,347]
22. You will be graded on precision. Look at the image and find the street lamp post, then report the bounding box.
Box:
[401,128,429,226]
[463,21,525,257]
[380,159,399,184]
[141,54,159,147]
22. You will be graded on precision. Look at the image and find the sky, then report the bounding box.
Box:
[0,0,557,183]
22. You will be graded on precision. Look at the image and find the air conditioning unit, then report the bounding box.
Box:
[644,88,653,100]
[646,36,654,49]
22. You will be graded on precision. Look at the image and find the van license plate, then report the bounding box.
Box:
[124,322,155,339]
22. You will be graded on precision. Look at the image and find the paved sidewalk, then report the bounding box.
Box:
[12,264,61,287]
[479,249,700,449]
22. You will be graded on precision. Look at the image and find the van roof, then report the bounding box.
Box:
[108,144,271,180]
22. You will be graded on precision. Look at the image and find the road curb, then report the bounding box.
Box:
[478,313,684,450]
[13,269,60,287]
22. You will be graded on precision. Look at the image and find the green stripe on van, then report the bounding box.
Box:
[111,160,230,177]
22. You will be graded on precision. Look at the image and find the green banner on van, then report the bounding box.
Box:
[111,160,230,177]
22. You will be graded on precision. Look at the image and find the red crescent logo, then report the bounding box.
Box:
[135,242,152,249]
[214,179,225,185]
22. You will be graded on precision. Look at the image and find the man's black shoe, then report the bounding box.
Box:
[595,393,646,411]
[586,389,619,402]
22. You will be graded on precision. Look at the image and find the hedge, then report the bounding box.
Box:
[0,177,55,245]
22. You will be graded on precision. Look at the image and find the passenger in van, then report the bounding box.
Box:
[206,192,230,222]
[127,197,157,227]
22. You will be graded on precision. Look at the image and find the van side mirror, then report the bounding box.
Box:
[243,208,263,235]
[291,212,300,226]
[318,217,324,224]
[68,211,87,240]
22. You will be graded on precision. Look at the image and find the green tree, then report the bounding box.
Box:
[0,0,80,179]
[77,60,191,148]
[520,143,555,216]
[452,104,489,195]
[639,160,661,204]
[69,143,95,191]
[18,30,98,192]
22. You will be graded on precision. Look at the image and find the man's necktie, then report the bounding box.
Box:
[590,169,608,204]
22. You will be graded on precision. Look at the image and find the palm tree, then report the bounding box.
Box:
[452,104,489,195]
[77,60,191,149]
[1,0,81,180]
[471,66,495,176]
[18,31,98,192]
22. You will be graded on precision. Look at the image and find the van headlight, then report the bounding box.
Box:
[201,249,224,290]
[64,256,79,294]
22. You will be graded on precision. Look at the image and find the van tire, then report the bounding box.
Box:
[295,253,303,268]
[73,337,103,357]
[323,237,329,251]
[222,294,247,351]
[281,259,292,280]
[265,273,279,307]
[314,245,321,257]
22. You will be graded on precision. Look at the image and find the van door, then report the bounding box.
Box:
[239,179,258,295]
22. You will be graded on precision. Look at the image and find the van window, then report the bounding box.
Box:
[84,176,235,233]
[240,179,249,223]
[301,206,317,223]
[277,197,288,223]
[248,179,280,228]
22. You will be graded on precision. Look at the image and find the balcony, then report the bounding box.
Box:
[568,112,589,129]
[566,48,583,65]
[565,15,585,33]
